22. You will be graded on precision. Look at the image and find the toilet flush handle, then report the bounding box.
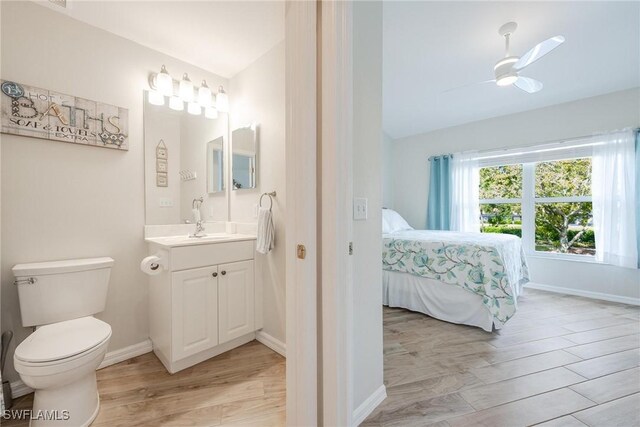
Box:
[13,277,36,286]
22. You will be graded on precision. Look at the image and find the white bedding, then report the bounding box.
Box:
[382,229,529,329]
[383,270,496,331]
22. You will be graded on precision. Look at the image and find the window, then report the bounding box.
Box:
[480,157,595,258]
[480,165,522,238]
[534,159,594,256]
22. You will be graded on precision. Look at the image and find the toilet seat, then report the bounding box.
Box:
[15,317,111,364]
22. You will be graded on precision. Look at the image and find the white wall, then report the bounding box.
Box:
[390,88,640,301]
[0,1,228,382]
[229,42,286,344]
[353,0,385,413]
[382,131,394,208]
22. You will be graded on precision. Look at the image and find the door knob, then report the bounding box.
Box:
[212,272,218,277]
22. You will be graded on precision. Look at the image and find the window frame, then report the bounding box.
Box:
[479,157,597,263]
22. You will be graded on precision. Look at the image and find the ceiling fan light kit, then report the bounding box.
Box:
[494,56,519,86]
[446,21,564,94]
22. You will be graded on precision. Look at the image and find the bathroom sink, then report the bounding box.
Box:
[145,233,256,248]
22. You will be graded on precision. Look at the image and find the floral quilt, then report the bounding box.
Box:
[382,230,529,326]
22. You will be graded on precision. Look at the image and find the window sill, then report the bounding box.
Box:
[525,252,599,264]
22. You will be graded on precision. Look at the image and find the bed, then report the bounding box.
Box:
[382,209,529,331]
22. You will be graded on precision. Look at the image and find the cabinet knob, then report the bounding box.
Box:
[221,271,226,275]
[212,272,218,277]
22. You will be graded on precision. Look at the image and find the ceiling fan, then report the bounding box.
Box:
[449,22,565,94]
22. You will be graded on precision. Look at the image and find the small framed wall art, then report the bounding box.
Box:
[156,140,168,187]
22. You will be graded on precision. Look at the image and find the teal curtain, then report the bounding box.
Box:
[426,155,452,230]
[636,130,640,268]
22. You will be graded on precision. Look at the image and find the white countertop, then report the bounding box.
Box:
[145,233,257,248]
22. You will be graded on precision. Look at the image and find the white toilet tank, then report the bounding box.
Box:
[12,257,114,327]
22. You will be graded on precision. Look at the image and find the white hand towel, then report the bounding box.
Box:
[256,207,275,254]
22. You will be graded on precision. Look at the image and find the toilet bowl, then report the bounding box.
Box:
[14,317,112,427]
[12,257,114,427]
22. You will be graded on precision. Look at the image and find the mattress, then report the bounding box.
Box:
[383,230,529,328]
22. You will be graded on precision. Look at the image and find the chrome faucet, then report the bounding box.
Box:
[189,196,206,238]
[190,220,206,238]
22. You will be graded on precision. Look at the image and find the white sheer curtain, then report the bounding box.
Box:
[592,129,638,268]
[451,151,481,232]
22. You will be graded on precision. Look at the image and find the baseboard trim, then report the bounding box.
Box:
[352,384,387,426]
[98,339,153,370]
[526,282,640,306]
[10,339,154,399]
[255,330,286,357]
[10,379,32,399]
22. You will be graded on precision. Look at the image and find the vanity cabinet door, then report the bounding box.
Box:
[218,260,255,344]
[171,265,219,360]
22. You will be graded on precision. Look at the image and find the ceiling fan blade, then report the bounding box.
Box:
[514,76,543,93]
[442,79,495,94]
[513,35,565,71]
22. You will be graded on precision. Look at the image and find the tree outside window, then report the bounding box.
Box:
[479,158,595,256]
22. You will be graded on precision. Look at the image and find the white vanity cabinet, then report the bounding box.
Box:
[146,235,259,374]
[171,265,219,361]
[218,260,255,343]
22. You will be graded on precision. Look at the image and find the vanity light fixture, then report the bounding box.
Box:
[216,86,229,113]
[148,90,165,106]
[198,80,212,107]
[179,74,194,102]
[205,107,218,119]
[149,66,228,117]
[187,102,201,115]
[155,65,173,96]
[169,96,184,111]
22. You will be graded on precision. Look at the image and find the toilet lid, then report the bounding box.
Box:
[15,317,111,363]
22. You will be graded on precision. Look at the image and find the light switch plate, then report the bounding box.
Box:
[159,198,174,208]
[353,198,368,220]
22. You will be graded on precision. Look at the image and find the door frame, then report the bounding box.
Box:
[286,1,355,425]
[319,0,354,426]
[285,1,319,426]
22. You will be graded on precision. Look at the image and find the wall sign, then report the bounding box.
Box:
[0,80,128,150]
[156,139,168,187]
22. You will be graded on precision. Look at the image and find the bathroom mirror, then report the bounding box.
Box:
[207,137,225,194]
[232,125,258,190]
[144,91,228,225]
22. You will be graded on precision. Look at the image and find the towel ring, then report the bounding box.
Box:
[259,191,276,212]
[259,194,273,211]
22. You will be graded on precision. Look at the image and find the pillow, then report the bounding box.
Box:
[382,209,413,234]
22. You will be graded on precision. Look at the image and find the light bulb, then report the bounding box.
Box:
[496,74,518,87]
[169,96,184,111]
[180,73,194,102]
[216,86,229,113]
[148,90,164,106]
[198,80,212,107]
[188,102,201,115]
[205,107,218,119]
[156,65,173,96]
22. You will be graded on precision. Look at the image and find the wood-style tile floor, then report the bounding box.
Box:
[363,289,640,427]
[5,340,285,427]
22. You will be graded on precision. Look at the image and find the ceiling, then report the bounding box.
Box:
[384,1,640,139]
[34,0,285,79]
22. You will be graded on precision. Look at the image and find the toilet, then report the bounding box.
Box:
[12,257,114,427]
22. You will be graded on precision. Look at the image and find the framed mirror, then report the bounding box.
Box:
[207,136,225,194]
[232,124,258,190]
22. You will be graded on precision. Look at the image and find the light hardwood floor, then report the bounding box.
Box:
[4,290,638,427]
[5,340,285,427]
[363,289,640,427]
